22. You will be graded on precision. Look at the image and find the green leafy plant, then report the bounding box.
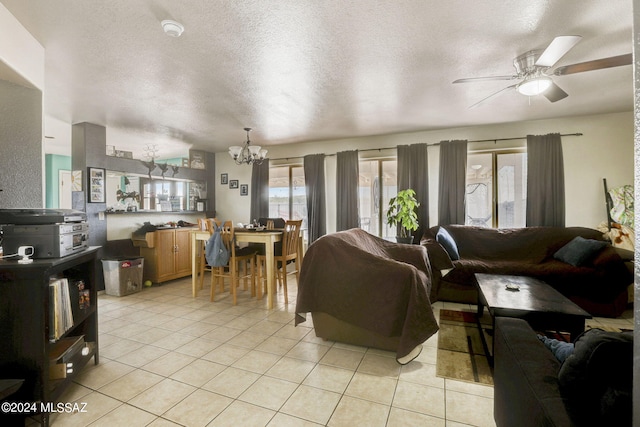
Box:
[386,189,420,240]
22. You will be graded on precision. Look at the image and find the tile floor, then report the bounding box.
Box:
[35,276,634,427]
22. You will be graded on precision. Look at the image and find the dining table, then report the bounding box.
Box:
[190,228,283,309]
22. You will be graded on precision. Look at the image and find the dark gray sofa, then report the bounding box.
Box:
[421,225,632,317]
[493,317,633,426]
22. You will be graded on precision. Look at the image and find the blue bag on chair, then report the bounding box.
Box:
[205,223,230,267]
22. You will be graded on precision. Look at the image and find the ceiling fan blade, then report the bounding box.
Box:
[469,84,517,109]
[543,82,568,102]
[535,35,582,67]
[453,75,517,84]
[552,53,632,76]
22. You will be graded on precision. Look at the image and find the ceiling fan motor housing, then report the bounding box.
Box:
[513,50,545,76]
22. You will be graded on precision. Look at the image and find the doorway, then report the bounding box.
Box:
[59,169,72,209]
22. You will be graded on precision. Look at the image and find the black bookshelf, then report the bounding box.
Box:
[0,247,100,426]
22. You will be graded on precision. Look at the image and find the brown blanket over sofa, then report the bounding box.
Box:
[422,225,632,317]
[295,229,438,361]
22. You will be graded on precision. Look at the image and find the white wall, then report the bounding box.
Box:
[0,3,44,90]
[0,4,46,207]
[215,154,254,225]
[214,111,633,232]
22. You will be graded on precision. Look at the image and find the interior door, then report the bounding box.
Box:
[59,170,72,209]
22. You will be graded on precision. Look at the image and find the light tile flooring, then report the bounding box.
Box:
[36,276,634,427]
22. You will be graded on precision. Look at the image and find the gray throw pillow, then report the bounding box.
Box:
[553,236,608,267]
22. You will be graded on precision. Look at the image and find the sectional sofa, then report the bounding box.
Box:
[421,225,632,317]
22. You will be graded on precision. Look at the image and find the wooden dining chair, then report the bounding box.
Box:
[196,218,220,291]
[196,218,210,291]
[258,217,286,229]
[210,221,257,305]
[246,217,285,256]
[255,219,302,304]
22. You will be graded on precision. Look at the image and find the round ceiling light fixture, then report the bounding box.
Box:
[161,20,184,37]
[517,76,552,97]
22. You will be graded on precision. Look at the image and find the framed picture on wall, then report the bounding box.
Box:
[87,167,105,203]
[240,184,248,196]
[189,150,206,169]
[71,170,83,191]
[229,179,239,189]
[221,173,228,185]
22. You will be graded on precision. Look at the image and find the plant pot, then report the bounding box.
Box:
[395,236,413,244]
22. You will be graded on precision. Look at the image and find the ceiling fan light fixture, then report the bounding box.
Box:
[517,76,552,96]
[161,20,184,37]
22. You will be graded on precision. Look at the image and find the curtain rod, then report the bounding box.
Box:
[268,132,583,161]
[467,132,583,144]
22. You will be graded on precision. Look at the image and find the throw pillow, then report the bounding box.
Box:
[436,227,460,261]
[553,236,608,267]
[421,238,455,276]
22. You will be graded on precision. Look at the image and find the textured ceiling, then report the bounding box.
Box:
[1,0,634,159]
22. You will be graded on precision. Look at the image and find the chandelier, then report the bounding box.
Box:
[228,128,268,165]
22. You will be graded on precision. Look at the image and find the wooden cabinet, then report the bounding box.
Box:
[135,227,194,284]
[0,247,100,427]
[174,228,193,277]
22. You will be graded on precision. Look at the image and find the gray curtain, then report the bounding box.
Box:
[438,140,468,225]
[336,150,360,231]
[526,133,565,227]
[250,159,269,222]
[304,154,326,243]
[397,145,412,192]
[397,144,429,241]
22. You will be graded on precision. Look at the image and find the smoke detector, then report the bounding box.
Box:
[161,20,184,37]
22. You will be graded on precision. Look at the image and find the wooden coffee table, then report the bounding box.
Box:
[475,273,592,364]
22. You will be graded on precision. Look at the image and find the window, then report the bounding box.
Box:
[268,165,307,231]
[359,159,397,238]
[466,150,527,228]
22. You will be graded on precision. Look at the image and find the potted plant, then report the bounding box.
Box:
[386,188,420,244]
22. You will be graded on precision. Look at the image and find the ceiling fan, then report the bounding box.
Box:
[453,35,632,108]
